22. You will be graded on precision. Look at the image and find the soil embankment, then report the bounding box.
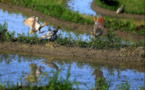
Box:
[0,3,144,41]
[0,42,144,62]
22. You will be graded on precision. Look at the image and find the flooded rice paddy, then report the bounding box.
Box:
[0,3,144,89]
[0,51,144,90]
[0,9,93,42]
[0,9,134,44]
[67,0,96,16]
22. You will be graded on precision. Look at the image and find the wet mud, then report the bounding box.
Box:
[0,42,144,62]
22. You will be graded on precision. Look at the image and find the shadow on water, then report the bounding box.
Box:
[0,51,144,89]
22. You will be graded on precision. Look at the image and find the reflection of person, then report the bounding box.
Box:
[25,64,43,82]
[92,69,105,90]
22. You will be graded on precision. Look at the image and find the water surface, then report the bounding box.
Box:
[67,0,96,16]
[0,52,144,89]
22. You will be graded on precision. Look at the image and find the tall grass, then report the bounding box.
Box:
[96,0,145,14]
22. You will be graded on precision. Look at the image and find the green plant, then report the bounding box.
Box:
[0,68,80,90]
[96,0,145,14]
[0,23,144,50]
[118,81,130,90]
[95,77,110,90]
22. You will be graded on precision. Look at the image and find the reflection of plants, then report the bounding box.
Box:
[95,77,110,90]
[139,86,145,90]
[118,81,130,90]
[0,84,4,90]
[0,68,80,90]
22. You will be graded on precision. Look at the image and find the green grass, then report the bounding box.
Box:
[96,0,145,14]
[0,22,144,50]
[32,0,68,5]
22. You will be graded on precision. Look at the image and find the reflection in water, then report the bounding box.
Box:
[26,64,43,82]
[0,52,145,89]
[26,61,59,82]
[42,61,59,71]
[92,69,105,90]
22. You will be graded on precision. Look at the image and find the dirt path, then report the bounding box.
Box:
[91,0,145,20]
[0,3,144,42]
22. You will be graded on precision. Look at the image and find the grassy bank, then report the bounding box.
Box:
[0,0,145,35]
[96,0,145,14]
[0,23,144,50]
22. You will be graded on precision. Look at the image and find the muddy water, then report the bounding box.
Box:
[67,0,96,16]
[0,9,93,42]
[0,52,144,89]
